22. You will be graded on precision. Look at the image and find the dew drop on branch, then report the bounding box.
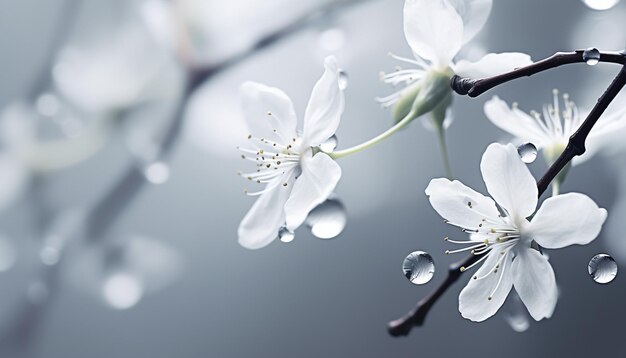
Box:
[402,251,435,285]
[305,197,346,239]
[517,142,538,163]
[588,253,618,283]
[583,48,600,66]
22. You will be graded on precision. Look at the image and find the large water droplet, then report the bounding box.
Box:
[338,70,348,90]
[143,161,170,184]
[581,0,620,10]
[402,251,435,285]
[278,227,295,243]
[588,253,618,283]
[583,48,601,66]
[102,272,144,310]
[517,142,538,163]
[306,198,346,239]
[319,135,338,153]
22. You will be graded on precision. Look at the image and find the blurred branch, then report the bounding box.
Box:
[85,0,374,240]
[389,51,626,337]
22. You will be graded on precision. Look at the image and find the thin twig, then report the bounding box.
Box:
[388,50,626,337]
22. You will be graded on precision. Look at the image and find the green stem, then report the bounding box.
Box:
[551,178,560,197]
[436,124,453,179]
[329,109,416,159]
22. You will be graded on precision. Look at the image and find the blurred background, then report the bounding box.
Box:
[0,0,625,356]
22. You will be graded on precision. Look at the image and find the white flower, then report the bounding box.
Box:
[425,143,607,322]
[379,0,532,126]
[485,90,626,165]
[237,56,344,249]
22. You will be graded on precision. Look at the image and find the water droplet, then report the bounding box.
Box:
[517,142,538,163]
[503,291,530,332]
[144,161,170,184]
[402,251,435,285]
[40,246,60,266]
[588,253,618,283]
[338,70,348,90]
[306,198,346,239]
[583,47,600,66]
[279,227,295,243]
[102,272,144,309]
[581,0,619,10]
[319,135,338,153]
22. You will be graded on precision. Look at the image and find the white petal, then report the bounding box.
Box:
[284,152,341,231]
[511,248,557,321]
[239,81,298,142]
[454,52,533,79]
[480,143,538,222]
[447,0,492,44]
[459,248,514,322]
[403,0,463,66]
[483,96,551,147]
[526,193,607,249]
[238,172,295,250]
[425,178,501,230]
[302,56,345,147]
[575,109,626,165]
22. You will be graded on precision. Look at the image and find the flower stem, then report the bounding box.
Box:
[551,178,560,197]
[329,109,416,159]
[436,124,453,179]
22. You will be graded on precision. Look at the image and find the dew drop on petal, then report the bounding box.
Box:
[588,253,618,283]
[517,142,538,163]
[338,70,348,90]
[503,291,530,332]
[278,227,295,243]
[581,0,619,10]
[402,251,435,285]
[319,135,338,153]
[583,47,601,66]
[305,198,346,239]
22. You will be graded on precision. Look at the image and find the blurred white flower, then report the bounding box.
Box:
[425,143,607,322]
[53,18,181,115]
[238,56,344,249]
[484,91,626,165]
[379,0,532,127]
[141,0,329,66]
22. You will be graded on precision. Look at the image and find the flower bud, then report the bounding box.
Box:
[392,70,452,124]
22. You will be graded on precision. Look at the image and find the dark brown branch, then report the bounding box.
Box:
[389,51,626,337]
[451,50,626,97]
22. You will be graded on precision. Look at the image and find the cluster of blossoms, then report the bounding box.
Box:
[237,0,625,324]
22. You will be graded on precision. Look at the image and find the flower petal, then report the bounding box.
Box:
[511,248,557,321]
[480,143,538,222]
[447,0,492,44]
[284,152,341,231]
[239,81,298,142]
[575,108,626,165]
[483,96,551,147]
[425,178,501,231]
[403,0,463,66]
[459,248,514,322]
[454,52,533,79]
[238,172,295,249]
[302,56,345,147]
[526,193,607,249]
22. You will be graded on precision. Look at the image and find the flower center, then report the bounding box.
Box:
[238,131,302,196]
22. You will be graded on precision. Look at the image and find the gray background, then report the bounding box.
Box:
[0,0,625,357]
